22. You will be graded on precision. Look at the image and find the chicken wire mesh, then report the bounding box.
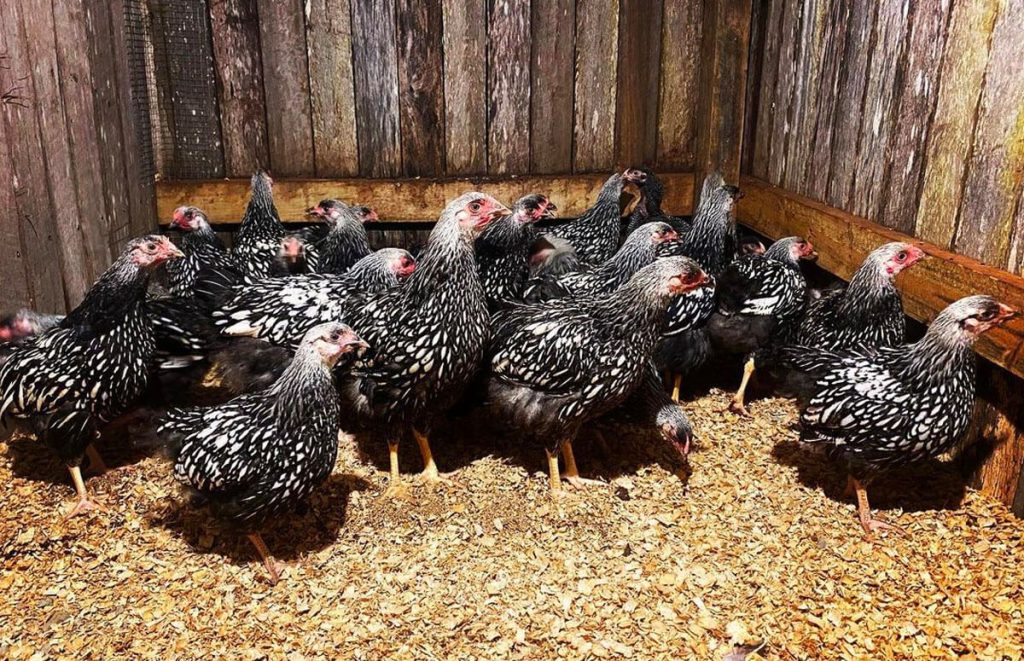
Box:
[123,0,224,181]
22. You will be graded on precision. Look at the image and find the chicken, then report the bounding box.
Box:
[546,168,646,264]
[624,168,692,237]
[486,257,707,492]
[475,194,556,310]
[231,172,286,282]
[794,296,1016,536]
[303,199,373,274]
[528,235,583,280]
[523,221,678,302]
[0,236,183,516]
[339,193,510,489]
[707,236,817,415]
[162,322,367,584]
[0,309,65,370]
[601,365,694,462]
[215,248,416,348]
[164,206,232,296]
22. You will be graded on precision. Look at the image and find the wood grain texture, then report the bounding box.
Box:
[750,0,784,180]
[782,0,827,192]
[487,0,532,175]
[953,0,1024,269]
[849,0,910,219]
[657,0,702,171]
[306,0,358,177]
[350,0,402,177]
[764,0,802,185]
[914,0,998,249]
[156,172,696,224]
[960,363,1024,511]
[693,0,753,184]
[824,0,875,208]
[208,0,270,177]
[573,0,619,171]
[256,0,314,176]
[804,0,850,200]
[616,0,663,166]
[441,0,487,175]
[396,0,445,176]
[530,0,575,173]
[876,0,951,233]
[737,175,1024,380]
[739,0,764,175]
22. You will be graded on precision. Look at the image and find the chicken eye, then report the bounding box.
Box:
[979,309,996,321]
[896,251,908,261]
[145,242,157,252]
[469,202,482,213]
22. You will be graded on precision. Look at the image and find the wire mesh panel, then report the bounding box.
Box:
[124,0,224,180]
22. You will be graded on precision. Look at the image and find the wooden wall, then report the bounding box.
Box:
[143,0,705,182]
[744,0,1024,276]
[0,0,155,313]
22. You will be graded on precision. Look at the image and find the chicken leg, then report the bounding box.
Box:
[64,465,106,518]
[546,449,561,494]
[84,444,108,475]
[412,429,462,487]
[560,439,604,489]
[851,476,907,538]
[383,441,409,498]
[247,532,282,585]
[671,374,683,403]
[727,355,756,416]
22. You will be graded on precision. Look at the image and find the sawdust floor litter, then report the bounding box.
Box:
[1,390,1022,659]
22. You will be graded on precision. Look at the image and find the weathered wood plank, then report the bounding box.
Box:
[573,0,619,172]
[616,0,663,166]
[740,0,764,175]
[530,0,575,173]
[876,0,951,234]
[256,0,314,176]
[849,0,910,220]
[750,0,784,179]
[824,0,875,209]
[658,0,702,171]
[441,0,487,175]
[208,0,270,177]
[765,0,802,185]
[305,0,357,177]
[783,0,827,193]
[914,0,998,249]
[804,0,849,200]
[960,364,1024,511]
[396,0,445,176]
[953,0,1024,269]
[1009,188,1024,277]
[156,172,696,224]
[487,0,531,175]
[693,0,753,184]
[350,0,402,178]
[737,175,1024,380]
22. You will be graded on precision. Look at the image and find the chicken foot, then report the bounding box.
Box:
[727,355,756,417]
[560,440,604,489]
[383,441,410,499]
[247,533,283,585]
[412,429,463,488]
[851,476,908,538]
[64,465,106,519]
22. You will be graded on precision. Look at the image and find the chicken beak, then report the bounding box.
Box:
[364,209,379,222]
[162,242,185,259]
[305,206,325,219]
[996,303,1018,324]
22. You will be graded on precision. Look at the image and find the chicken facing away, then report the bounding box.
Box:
[707,236,817,415]
[793,296,1016,536]
[475,193,556,310]
[0,236,183,516]
[339,193,511,490]
[546,169,646,264]
[163,322,367,584]
[231,172,286,282]
[486,257,707,492]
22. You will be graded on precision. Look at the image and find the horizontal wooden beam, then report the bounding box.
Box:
[737,175,1024,380]
[155,173,696,225]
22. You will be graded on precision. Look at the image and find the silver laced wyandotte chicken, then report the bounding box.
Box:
[161,322,367,584]
[771,241,926,400]
[164,206,232,296]
[792,295,1016,536]
[601,365,695,463]
[0,236,183,517]
[523,221,678,302]
[475,193,556,310]
[486,257,707,493]
[214,248,416,348]
[624,168,692,237]
[302,199,374,274]
[707,236,818,415]
[546,168,646,264]
[339,192,510,490]
[231,171,286,282]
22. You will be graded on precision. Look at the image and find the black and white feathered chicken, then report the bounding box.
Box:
[302,199,374,275]
[794,295,1016,535]
[475,194,556,310]
[339,193,510,488]
[164,206,232,296]
[523,221,678,302]
[546,169,646,264]
[601,366,695,462]
[624,168,692,237]
[163,322,367,584]
[0,309,64,368]
[231,172,286,282]
[215,248,416,348]
[0,236,183,516]
[486,257,707,492]
[706,236,817,415]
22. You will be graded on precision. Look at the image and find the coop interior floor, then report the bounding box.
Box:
[1,390,1022,659]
